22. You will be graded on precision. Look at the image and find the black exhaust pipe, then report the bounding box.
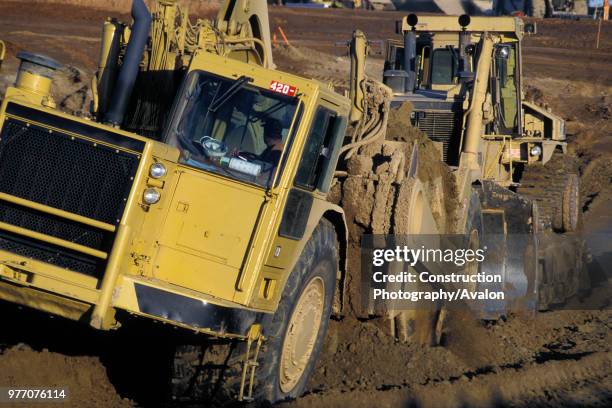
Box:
[403,14,418,93]
[403,30,416,92]
[104,0,151,126]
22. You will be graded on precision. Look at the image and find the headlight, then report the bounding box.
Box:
[530,145,542,157]
[497,46,510,59]
[149,162,167,179]
[143,188,161,204]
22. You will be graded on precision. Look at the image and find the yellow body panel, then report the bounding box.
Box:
[154,168,266,298]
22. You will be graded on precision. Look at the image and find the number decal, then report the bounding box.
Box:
[269,81,297,96]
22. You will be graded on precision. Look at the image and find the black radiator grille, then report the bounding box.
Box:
[0,201,111,251]
[0,119,139,225]
[0,231,103,277]
[0,109,141,278]
[416,110,462,165]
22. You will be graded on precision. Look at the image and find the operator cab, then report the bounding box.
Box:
[163,51,349,197]
[382,15,523,165]
[384,37,463,92]
[165,71,299,188]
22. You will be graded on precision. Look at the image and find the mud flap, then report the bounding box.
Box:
[477,181,538,319]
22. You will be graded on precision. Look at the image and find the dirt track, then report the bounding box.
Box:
[0,2,611,407]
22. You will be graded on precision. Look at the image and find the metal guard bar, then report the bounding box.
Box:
[0,192,116,232]
[0,221,108,260]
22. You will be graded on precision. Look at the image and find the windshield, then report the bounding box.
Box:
[164,71,300,188]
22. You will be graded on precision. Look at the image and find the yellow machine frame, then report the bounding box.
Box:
[0,45,349,340]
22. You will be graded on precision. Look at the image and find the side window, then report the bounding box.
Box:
[393,46,405,71]
[495,43,518,134]
[384,43,404,71]
[295,106,346,192]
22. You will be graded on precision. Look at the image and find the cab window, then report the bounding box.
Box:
[295,106,346,192]
[164,71,299,188]
[494,43,519,134]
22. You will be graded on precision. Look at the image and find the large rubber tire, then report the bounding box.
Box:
[256,219,338,402]
[516,152,580,233]
[169,220,338,405]
[561,173,580,232]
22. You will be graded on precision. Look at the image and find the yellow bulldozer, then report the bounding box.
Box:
[0,0,586,404]
[381,13,586,309]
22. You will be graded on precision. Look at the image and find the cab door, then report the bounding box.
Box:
[153,169,267,300]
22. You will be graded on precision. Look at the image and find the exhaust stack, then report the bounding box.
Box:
[403,14,418,93]
[104,0,151,126]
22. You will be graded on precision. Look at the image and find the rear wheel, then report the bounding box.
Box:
[561,173,580,232]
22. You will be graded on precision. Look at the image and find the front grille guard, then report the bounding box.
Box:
[0,103,143,281]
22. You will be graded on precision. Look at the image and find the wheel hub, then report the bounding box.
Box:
[279,276,325,393]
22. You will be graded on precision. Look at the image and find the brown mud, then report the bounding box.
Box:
[0,2,610,407]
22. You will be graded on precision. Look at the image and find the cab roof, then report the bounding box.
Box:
[189,51,351,116]
[400,15,528,39]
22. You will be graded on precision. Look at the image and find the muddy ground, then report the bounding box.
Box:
[0,2,610,408]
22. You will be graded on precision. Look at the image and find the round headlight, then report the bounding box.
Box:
[530,145,542,157]
[497,46,510,59]
[143,188,161,204]
[150,162,167,179]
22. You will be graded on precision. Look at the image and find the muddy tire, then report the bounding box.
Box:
[517,152,580,233]
[169,220,338,405]
[257,219,338,402]
[561,173,580,232]
[169,340,243,405]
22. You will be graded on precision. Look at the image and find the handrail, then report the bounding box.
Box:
[0,192,116,232]
[0,221,108,260]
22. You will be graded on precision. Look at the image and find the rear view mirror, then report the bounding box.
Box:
[524,23,537,35]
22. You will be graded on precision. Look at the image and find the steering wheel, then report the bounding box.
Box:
[199,136,228,158]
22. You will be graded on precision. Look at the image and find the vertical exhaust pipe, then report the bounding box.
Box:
[403,14,418,93]
[458,15,472,81]
[104,0,151,126]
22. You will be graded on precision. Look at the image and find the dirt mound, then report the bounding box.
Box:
[286,306,612,408]
[0,345,131,407]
